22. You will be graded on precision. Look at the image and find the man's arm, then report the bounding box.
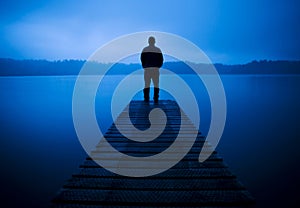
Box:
[158,49,163,68]
[140,49,146,68]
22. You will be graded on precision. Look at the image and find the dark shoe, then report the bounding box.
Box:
[154,87,159,103]
[143,88,150,102]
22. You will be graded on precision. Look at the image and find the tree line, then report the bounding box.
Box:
[0,58,299,76]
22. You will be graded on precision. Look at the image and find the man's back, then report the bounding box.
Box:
[141,45,163,69]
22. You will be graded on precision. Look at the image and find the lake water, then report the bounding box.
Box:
[0,75,299,207]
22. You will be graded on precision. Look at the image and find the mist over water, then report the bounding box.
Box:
[0,74,299,207]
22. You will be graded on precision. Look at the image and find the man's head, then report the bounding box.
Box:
[148,36,155,46]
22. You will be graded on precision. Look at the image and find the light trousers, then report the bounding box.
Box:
[144,67,159,88]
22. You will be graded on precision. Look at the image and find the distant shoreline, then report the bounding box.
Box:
[0,58,299,76]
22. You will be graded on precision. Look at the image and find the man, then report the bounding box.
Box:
[140,36,163,103]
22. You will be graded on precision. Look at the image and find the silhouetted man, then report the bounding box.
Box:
[140,36,163,103]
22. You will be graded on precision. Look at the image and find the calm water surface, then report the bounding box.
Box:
[0,75,299,207]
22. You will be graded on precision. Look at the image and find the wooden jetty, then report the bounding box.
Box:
[52,100,255,207]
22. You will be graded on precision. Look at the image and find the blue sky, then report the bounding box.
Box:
[0,0,299,64]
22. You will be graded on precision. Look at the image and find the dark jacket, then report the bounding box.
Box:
[141,45,163,68]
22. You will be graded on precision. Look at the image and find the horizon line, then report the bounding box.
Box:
[1,57,300,66]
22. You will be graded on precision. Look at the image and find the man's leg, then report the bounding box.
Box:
[143,69,151,102]
[154,88,159,103]
[152,68,160,103]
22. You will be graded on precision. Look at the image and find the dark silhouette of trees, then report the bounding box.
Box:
[0,58,299,76]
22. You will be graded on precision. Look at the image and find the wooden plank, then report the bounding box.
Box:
[80,161,227,169]
[53,189,254,206]
[96,141,210,148]
[63,177,245,190]
[73,168,236,179]
[85,153,220,161]
[91,148,215,154]
[53,205,252,208]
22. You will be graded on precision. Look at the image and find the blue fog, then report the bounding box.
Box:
[0,75,300,207]
[1,0,300,63]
